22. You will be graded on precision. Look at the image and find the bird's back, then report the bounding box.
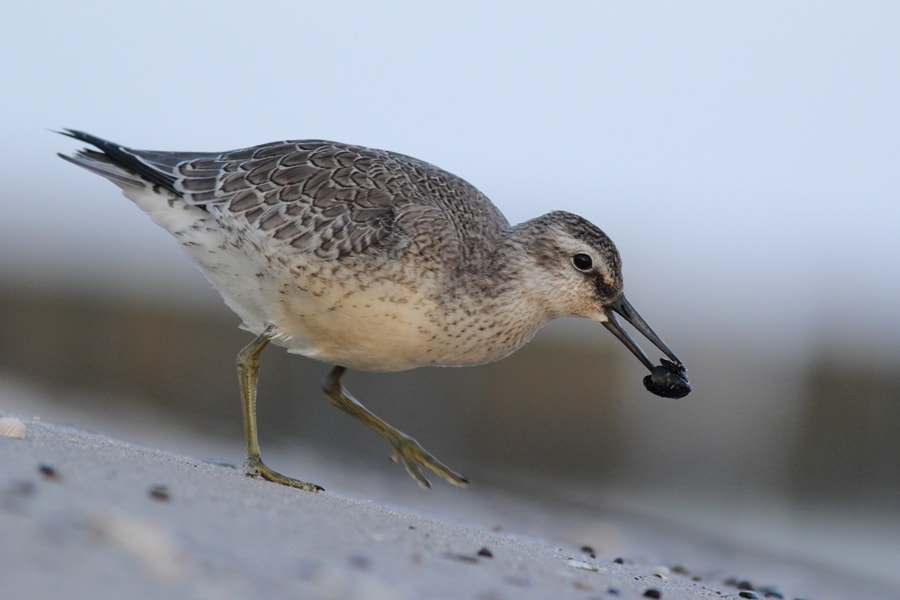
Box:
[63,133,509,265]
[60,132,518,369]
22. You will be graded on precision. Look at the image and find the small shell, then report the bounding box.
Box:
[0,416,27,439]
[568,559,602,571]
[643,360,691,398]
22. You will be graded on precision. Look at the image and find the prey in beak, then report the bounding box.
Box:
[603,294,691,398]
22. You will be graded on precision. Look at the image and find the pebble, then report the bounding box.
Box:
[738,592,758,599]
[643,588,662,599]
[0,416,27,439]
[38,461,60,479]
[148,484,171,501]
[477,547,493,558]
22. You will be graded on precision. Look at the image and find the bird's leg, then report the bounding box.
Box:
[237,326,323,492]
[322,366,469,489]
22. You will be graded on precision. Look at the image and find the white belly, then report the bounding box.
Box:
[183,234,448,371]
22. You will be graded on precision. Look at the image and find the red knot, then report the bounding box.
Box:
[58,129,690,492]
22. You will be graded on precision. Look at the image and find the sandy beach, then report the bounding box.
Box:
[2,418,714,600]
[3,384,898,600]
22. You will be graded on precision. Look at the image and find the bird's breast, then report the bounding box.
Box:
[262,274,546,372]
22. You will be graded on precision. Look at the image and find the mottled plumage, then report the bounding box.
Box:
[58,129,689,491]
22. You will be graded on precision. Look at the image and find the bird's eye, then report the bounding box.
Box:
[572,253,593,271]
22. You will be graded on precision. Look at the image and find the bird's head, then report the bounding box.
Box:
[514,211,691,398]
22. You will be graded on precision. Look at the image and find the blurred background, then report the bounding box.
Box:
[2,2,898,597]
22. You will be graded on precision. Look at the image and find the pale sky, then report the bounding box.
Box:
[2,1,898,359]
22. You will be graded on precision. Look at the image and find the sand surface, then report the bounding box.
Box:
[2,418,720,600]
[2,391,897,600]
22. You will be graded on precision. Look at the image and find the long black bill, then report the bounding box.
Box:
[602,294,683,372]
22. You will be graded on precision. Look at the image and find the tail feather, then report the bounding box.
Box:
[57,129,219,243]
[57,149,147,189]
[57,129,178,192]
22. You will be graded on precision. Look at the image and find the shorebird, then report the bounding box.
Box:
[58,129,690,492]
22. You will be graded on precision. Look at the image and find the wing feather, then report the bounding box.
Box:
[59,131,508,262]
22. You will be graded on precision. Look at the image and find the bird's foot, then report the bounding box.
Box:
[243,455,324,492]
[387,433,469,489]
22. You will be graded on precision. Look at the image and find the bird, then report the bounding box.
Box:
[58,129,690,492]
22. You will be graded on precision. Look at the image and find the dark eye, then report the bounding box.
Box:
[572,253,593,271]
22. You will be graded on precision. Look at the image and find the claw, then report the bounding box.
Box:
[388,434,468,489]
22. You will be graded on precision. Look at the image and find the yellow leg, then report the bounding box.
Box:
[237,326,323,492]
[323,366,469,489]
